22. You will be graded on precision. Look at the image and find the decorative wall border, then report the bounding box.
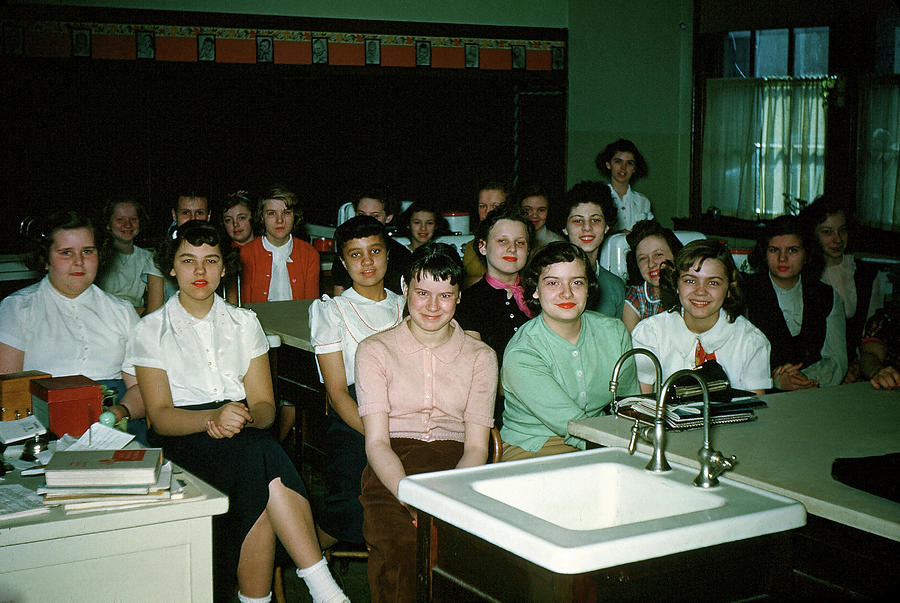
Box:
[1,11,566,71]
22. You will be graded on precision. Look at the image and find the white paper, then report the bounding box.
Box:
[66,423,134,451]
[0,415,47,444]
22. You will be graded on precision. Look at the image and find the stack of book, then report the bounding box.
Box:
[39,448,183,512]
[613,395,765,431]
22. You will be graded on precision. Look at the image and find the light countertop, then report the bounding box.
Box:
[568,382,900,541]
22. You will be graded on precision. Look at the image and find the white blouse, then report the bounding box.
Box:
[608,184,654,231]
[308,287,405,387]
[821,254,857,318]
[0,276,138,380]
[127,294,269,407]
[98,245,157,307]
[262,236,293,302]
[631,308,773,392]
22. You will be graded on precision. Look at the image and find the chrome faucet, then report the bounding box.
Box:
[610,348,661,397]
[610,349,668,471]
[610,351,738,486]
[691,372,737,488]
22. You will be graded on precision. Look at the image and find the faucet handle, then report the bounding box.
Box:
[627,420,640,454]
[710,451,737,477]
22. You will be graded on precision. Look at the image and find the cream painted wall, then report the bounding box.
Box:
[567,0,693,228]
[11,1,694,225]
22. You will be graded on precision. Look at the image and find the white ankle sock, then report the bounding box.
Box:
[237,591,272,603]
[296,557,349,603]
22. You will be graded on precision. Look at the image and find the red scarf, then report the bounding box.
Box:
[484,274,534,318]
[694,339,717,367]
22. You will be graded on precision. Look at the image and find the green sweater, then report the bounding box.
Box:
[500,311,639,452]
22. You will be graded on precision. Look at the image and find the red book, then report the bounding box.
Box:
[44,448,164,487]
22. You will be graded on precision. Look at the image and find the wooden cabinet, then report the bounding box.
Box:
[415,512,793,602]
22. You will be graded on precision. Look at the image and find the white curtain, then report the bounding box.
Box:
[857,78,900,230]
[702,78,829,219]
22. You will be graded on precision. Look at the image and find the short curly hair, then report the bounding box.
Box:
[155,220,242,290]
[624,220,683,286]
[595,138,649,182]
[334,215,387,258]
[26,211,99,273]
[521,241,599,314]
[560,181,619,235]
[659,239,744,323]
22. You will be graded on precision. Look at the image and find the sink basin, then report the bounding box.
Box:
[398,447,806,574]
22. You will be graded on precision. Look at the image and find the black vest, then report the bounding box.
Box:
[745,271,833,369]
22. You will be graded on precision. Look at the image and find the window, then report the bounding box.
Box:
[723,27,829,78]
[703,27,830,219]
[856,78,900,230]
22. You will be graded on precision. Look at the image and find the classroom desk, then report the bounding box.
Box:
[0,466,228,602]
[568,382,900,540]
[245,299,315,352]
[245,300,325,470]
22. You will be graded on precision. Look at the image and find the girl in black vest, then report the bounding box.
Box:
[745,216,847,390]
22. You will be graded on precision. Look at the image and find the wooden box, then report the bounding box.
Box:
[0,370,51,421]
[30,375,102,437]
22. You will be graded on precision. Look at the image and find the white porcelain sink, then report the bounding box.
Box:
[398,447,806,574]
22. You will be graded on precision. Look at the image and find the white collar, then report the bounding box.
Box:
[262,235,293,260]
[675,308,732,353]
[769,272,802,297]
[42,275,95,306]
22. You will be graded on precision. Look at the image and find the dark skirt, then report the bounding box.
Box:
[320,384,366,543]
[360,438,464,603]
[149,403,307,596]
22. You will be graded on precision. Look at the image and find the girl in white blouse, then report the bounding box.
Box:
[632,239,772,395]
[308,216,404,548]
[0,211,143,423]
[128,221,346,603]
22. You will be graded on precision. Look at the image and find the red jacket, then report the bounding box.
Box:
[239,236,320,302]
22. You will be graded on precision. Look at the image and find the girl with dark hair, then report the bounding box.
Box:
[128,220,347,603]
[800,196,872,362]
[222,190,256,247]
[356,242,496,601]
[595,138,653,231]
[308,216,405,549]
[632,239,772,395]
[96,198,164,316]
[622,219,683,332]
[516,183,564,251]
[0,211,144,423]
[398,201,450,252]
[562,181,626,317]
[500,241,638,461]
[745,216,847,390]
